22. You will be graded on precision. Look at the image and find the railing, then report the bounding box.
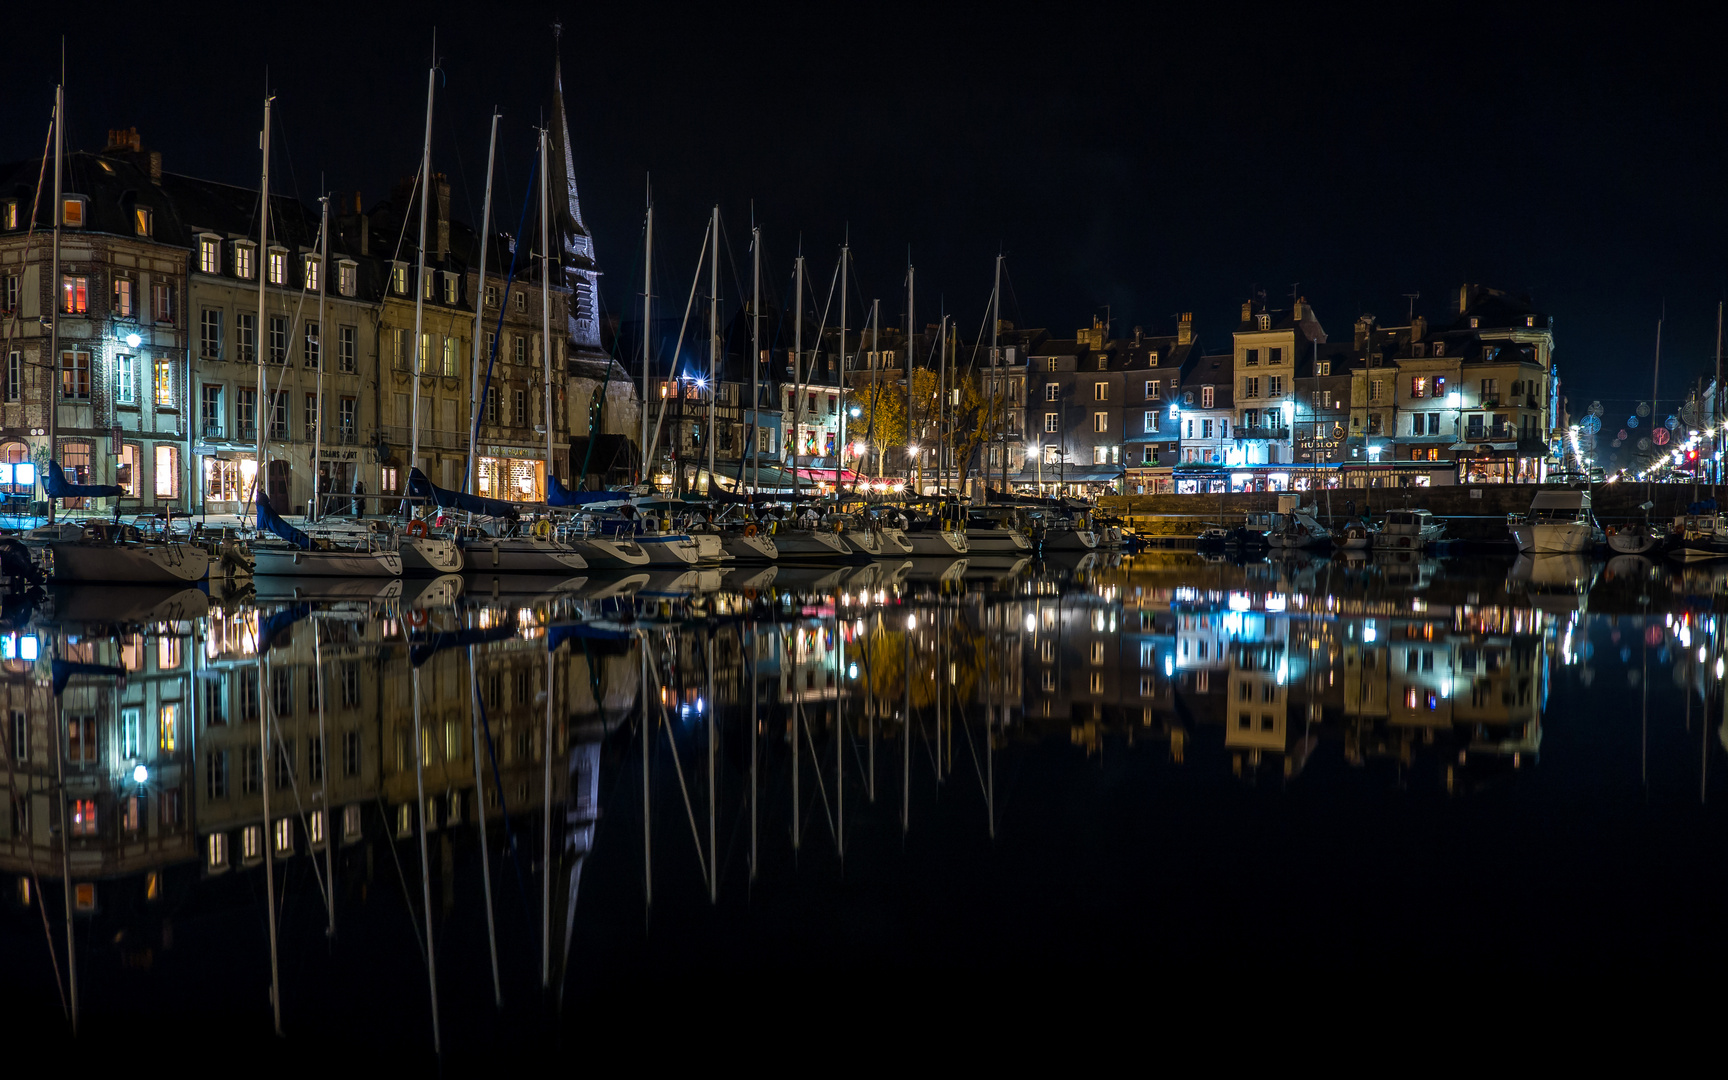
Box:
[1234,425,1289,440]
[374,424,473,450]
[201,422,224,438]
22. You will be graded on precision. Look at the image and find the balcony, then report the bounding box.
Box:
[375,424,473,450]
[1233,424,1289,440]
[201,422,224,439]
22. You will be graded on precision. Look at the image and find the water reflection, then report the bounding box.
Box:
[4,550,1727,1050]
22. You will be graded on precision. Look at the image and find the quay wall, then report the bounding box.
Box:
[1097,484,1719,542]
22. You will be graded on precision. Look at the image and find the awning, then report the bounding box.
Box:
[1052,470,1125,483]
[1450,441,1521,452]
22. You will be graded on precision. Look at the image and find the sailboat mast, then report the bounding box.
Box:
[253,95,272,503]
[312,194,328,520]
[793,253,804,499]
[991,253,1001,497]
[641,187,652,485]
[409,62,435,478]
[906,262,914,494]
[46,82,63,524]
[839,242,848,495]
[467,111,499,496]
[706,205,718,492]
[540,128,555,495]
[939,314,948,496]
[750,223,760,496]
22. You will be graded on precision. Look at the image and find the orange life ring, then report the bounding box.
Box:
[407,608,428,628]
[406,519,429,538]
[745,523,758,537]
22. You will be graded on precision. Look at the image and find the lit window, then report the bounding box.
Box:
[485,284,498,307]
[116,354,136,405]
[242,825,262,860]
[234,244,255,280]
[134,206,153,237]
[61,196,86,227]
[267,249,287,285]
[207,832,229,869]
[441,273,457,304]
[338,261,357,297]
[63,275,91,314]
[199,237,221,274]
[274,818,293,854]
[1094,382,1108,401]
[117,443,139,496]
[303,255,320,292]
[1045,413,1058,433]
[154,445,179,498]
[71,798,97,836]
[392,264,407,294]
[153,357,173,407]
[60,349,91,399]
[159,703,179,752]
[1093,411,1107,433]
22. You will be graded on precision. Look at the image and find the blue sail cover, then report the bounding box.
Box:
[547,622,635,651]
[408,623,520,668]
[45,460,122,499]
[255,488,311,550]
[547,475,636,510]
[408,467,520,520]
[51,659,127,696]
[258,603,313,652]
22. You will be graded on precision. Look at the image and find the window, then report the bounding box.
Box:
[235,244,255,280]
[1201,386,1214,408]
[514,335,527,365]
[237,313,256,362]
[485,387,498,425]
[121,707,142,759]
[341,663,361,708]
[417,333,431,373]
[200,385,223,436]
[267,249,287,285]
[1434,342,1446,357]
[1243,409,1258,430]
[422,269,436,300]
[61,196,86,227]
[1,273,16,313]
[116,354,136,405]
[1267,376,1284,396]
[1093,382,1108,401]
[339,397,356,438]
[199,237,222,274]
[303,323,319,367]
[1185,420,1193,440]
[155,445,178,498]
[1092,411,1107,433]
[67,714,96,764]
[1480,378,1499,402]
[514,389,527,427]
[1468,316,1479,329]
[268,392,289,439]
[208,831,229,868]
[442,336,458,377]
[60,349,91,399]
[338,261,357,297]
[1044,412,1058,433]
[391,329,409,371]
[1243,377,1259,398]
[305,392,319,438]
[206,750,229,799]
[485,284,499,307]
[199,309,222,359]
[268,316,287,363]
[1043,383,1059,402]
[4,350,19,402]
[1428,412,1441,435]
[441,273,457,304]
[1368,413,1383,435]
[71,799,97,837]
[1269,347,1283,365]
[117,443,139,496]
[303,255,320,293]
[153,357,173,407]
[1369,379,1384,404]
[515,291,527,313]
[392,263,408,295]
[338,325,356,372]
[0,201,15,229]
[153,281,175,323]
[1245,348,1259,366]
[1412,413,1424,437]
[159,703,179,752]
[1144,410,1158,433]
[1316,360,1331,375]
[1411,376,1427,399]
[237,389,257,439]
[63,274,90,314]
[274,818,294,854]
[1092,446,1107,465]
[1202,419,1213,438]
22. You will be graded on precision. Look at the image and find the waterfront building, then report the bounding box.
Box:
[1231,298,1327,468]
[0,132,195,511]
[1122,315,1194,495]
[1169,353,1234,491]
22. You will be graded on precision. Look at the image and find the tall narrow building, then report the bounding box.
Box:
[549,25,603,360]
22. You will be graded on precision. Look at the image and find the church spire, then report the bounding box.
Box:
[550,21,601,353]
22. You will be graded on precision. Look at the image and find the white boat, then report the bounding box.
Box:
[253,541,402,577]
[903,525,969,557]
[1507,489,1603,554]
[399,532,466,575]
[1337,521,1377,551]
[1266,506,1332,549]
[37,521,212,584]
[456,529,588,574]
[1379,509,1444,551]
[717,527,778,562]
[771,525,854,561]
[1668,513,1726,561]
[1039,518,1099,552]
[1605,521,1664,556]
[634,518,703,567]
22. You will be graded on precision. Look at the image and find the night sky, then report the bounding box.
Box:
[9,5,1727,415]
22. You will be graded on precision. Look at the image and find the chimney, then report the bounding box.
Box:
[433,173,451,261]
[1133,325,1143,346]
[1354,314,1376,353]
[1178,312,1193,346]
[1410,314,1427,342]
[102,127,161,183]
[1241,301,1253,322]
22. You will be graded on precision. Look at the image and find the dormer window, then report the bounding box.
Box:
[441,273,457,304]
[267,249,287,286]
[1469,317,1479,329]
[1,200,17,229]
[1097,356,1107,370]
[1434,342,1445,356]
[133,206,153,237]
[1257,314,1270,330]
[514,290,527,313]
[1148,351,1158,367]
[392,263,408,294]
[61,196,87,228]
[485,284,499,307]
[1413,343,1426,358]
[234,243,255,280]
[303,255,321,293]
[338,260,357,297]
[422,269,435,300]
[1525,315,1535,327]
[198,236,222,274]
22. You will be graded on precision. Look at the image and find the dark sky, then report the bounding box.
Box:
[10,4,1727,414]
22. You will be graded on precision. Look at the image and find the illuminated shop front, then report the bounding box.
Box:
[476,455,545,503]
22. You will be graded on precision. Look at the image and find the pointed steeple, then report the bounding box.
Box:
[551,22,602,353]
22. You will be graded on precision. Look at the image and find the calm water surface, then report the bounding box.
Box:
[3,551,1726,1058]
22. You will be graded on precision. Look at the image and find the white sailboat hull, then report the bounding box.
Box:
[1513,523,1597,554]
[253,545,402,577]
[638,534,702,567]
[49,541,211,584]
[963,528,1029,555]
[773,529,854,560]
[719,532,778,561]
[904,530,969,557]
[401,536,465,574]
[571,537,651,569]
[458,536,587,574]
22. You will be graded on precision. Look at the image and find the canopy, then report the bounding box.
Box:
[255,488,311,551]
[409,467,520,520]
[45,460,122,500]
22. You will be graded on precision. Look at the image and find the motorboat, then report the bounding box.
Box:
[1379,509,1444,551]
[1337,520,1377,551]
[1264,499,1332,549]
[1668,513,1726,561]
[1036,514,1100,553]
[963,511,1031,556]
[1196,525,1230,550]
[30,519,212,584]
[1606,520,1667,556]
[1507,490,1603,554]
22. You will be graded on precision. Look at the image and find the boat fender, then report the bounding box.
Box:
[745,523,758,537]
[835,521,845,534]
[407,608,428,628]
[406,519,429,539]
[532,518,553,539]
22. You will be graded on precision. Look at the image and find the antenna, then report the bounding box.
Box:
[1403,292,1420,322]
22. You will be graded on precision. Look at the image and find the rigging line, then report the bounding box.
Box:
[265,696,331,919]
[461,147,538,492]
[718,214,749,327]
[0,115,54,371]
[1000,256,1025,341]
[471,646,533,920]
[958,712,988,800]
[641,643,709,884]
[800,709,837,843]
[373,793,428,964]
[643,227,712,461]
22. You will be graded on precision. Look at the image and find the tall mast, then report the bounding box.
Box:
[409,61,435,477]
[939,314,948,496]
[1715,300,1723,496]
[312,194,328,520]
[253,95,273,504]
[641,183,652,485]
[871,298,881,481]
[793,252,804,499]
[906,262,914,494]
[46,81,63,523]
[467,111,500,496]
[750,222,760,496]
[838,240,848,495]
[540,128,555,495]
[706,205,718,492]
[991,253,1002,497]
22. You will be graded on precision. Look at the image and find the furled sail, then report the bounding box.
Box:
[547,474,635,509]
[408,467,521,520]
[254,488,311,550]
[44,460,122,499]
